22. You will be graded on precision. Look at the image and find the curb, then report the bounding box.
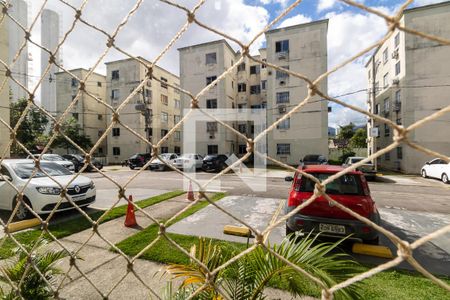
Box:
[8,218,41,233]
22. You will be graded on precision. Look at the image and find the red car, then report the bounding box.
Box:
[285,165,380,244]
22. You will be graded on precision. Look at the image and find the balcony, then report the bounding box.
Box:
[393,101,401,112]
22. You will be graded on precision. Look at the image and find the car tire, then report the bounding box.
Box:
[129,165,135,170]
[13,197,33,221]
[363,236,379,245]
[421,169,427,178]
[442,173,449,184]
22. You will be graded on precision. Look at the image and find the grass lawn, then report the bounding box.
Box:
[0,190,184,259]
[116,193,450,300]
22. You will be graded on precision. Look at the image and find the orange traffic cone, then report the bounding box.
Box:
[124,195,138,227]
[187,181,195,201]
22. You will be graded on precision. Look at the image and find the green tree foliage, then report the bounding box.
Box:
[10,99,49,155]
[350,128,367,148]
[337,122,355,140]
[53,117,92,153]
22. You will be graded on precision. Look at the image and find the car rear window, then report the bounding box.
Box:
[303,155,320,162]
[298,173,364,195]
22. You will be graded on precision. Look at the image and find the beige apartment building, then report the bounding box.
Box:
[0,16,10,158]
[55,69,107,156]
[106,57,181,164]
[178,20,329,165]
[366,1,450,174]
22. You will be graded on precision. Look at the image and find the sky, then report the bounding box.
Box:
[22,0,448,128]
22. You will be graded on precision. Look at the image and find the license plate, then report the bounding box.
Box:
[319,223,345,234]
[72,195,85,200]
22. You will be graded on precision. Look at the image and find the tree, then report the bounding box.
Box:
[53,117,92,153]
[10,99,49,155]
[337,122,355,140]
[350,128,367,148]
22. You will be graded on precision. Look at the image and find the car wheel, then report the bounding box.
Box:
[13,197,32,221]
[421,169,427,178]
[129,165,135,170]
[363,236,379,245]
[442,173,449,184]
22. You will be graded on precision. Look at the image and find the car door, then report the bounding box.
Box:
[0,166,17,210]
[435,159,448,179]
[195,155,203,168]
[428,159,441,178]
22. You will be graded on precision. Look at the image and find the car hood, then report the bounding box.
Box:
[51,161,73,166]
[27,175,91,188]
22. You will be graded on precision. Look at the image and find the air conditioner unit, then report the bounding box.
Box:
[209,135,214,139]
[391,49,399,59]
[268,71,272,76]
[278,105,287,114]
[370,127,379,137]
[392,78,399,85]
[279,80,286,86]
[277,51,288,60]
[394,101,401,112]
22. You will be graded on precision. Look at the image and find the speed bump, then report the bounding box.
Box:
[223,225,251,237]
[7,218,41,233]
[352,243,394,259]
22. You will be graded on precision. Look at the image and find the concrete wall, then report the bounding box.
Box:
[55,69,107,156]
[266,21,329,165]
[0,17,10,158]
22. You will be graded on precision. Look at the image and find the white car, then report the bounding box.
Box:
[421,158,450,184]
[28,154,75,172]
[149,153,178,171]
[342,156,377,180]
[173,154,203,171]
[0,159,96,220]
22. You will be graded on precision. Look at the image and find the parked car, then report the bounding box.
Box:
[202,154,228,172]
[342,156,377,180]
[128,153,151,170]
[285,165,380,244]
[0,159,96,220]
[173,154,203,171]
[300,154,328,166]
[28,154,74,172]
[149,153,178,171]
[62,154,103,172]
[421,158,450,184]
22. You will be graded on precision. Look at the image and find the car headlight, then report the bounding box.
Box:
[89,181,95,190]
[36,187,62,195]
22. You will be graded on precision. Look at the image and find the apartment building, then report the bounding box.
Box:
[366,1,450,174]
[0,14,10,158]
[178,20,329,165]
[106,57,181,164]
[55,69,107,155]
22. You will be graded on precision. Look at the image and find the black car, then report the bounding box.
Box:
[62,154,103,172]
[300,154,328,166]
[202,154,228,172]
[128,153,151,170]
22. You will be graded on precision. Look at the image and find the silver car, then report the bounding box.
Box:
[29,154,75,172]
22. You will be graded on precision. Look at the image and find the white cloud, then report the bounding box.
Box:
[277,14,312,28]
[259,0,290,7]
[414,0,447,5]
[317,0,337,12]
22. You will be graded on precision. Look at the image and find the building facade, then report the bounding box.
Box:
[0,13,10,158]
[106,57,181,164]
[55,69,107,156]
[40,9,60,113]
[366,1,450,174]
[178,20,329,165]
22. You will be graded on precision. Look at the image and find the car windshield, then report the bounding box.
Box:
[180,154,194,159]
[204,155,217,161]
[13,162,73,179]
[299,173,363,195]
[160,154,172,160]
[303,155,320,162]
[351,158,364,164]
[42,154,65,161]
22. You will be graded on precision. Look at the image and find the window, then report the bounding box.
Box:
[98,114,103,120]
[237,63,245,72]
[71,78,78,87]
[174,131,181,141]
[98,147,103,154]
[277,144,290,155]
[238,144,246,154]
[237,83,246,92]
[72,113,79,121]
[375,103,380,115]
[174,146,181,154]
[161,94,168,105]
[396,118,402,125]
[238,103,246,112]
[205,52,217,64]
[111,70,119,80]
[383,73,389,88]
[111,89,120,100]
[238,124,246,133]
[384,98,390,113]
[261,58,267,69]
[395,90,401,107]
[395,62,401,75]
[161,147,168,154]
[277,118,290,130]
[174,115,181,124]
[207,122,218,132]
[250,125,254,134]
[250,85,260,95]
[384,123,390,137]
[97,81,102,87]
[161,129,168,137]
[206,99,217,109]
[383,48,388,64]
[145,89,152,100]
[397,147,403,159]
[112,128,120,137]
[395,33,400,48]
[375,81,380,95]
[207,145,218,155]
[275,40,289,53]
[276,66,289,79]
[251,105,261,113]
[98,130,104,137]
[384,152,390,161]
[161,112,168,122]
[261,80,267,90]
[174,100,181,109]
[206,76,217,86]
[160,77,168,89]
[113,147,120,156]
[250,65,260,75]
[276,92,289,104]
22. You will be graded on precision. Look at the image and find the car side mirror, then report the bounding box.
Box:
[426,162,430,165]
[0,175,11,181]
[285,176,293,182]
[299,159,303,163]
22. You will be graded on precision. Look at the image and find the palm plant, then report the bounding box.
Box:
[164,234,362,300]
[0,238,70,300]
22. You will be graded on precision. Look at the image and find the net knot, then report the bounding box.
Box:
[75,9,82,20]
[308,83,318,96]
[159,223,166,235]
[4,68,11,77]
[127,261,134,272]
[397,240,412,259]
[24,31,31,40]
[48,53,56,64]
[187,12,195,23]
[84,154,91,164]
[79,81,86,91]
[255,233,264,244]
[112,112,120,123]
[191,98,199,109]
[314,182,325,196]
[322,289,333,300]
[151,146,159,157]
[246,139,254,153]
[118,188,126,200]
[41,221,48,231]
[106,37,115,48]
[393,126,406,143]
[2,4,8,14]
